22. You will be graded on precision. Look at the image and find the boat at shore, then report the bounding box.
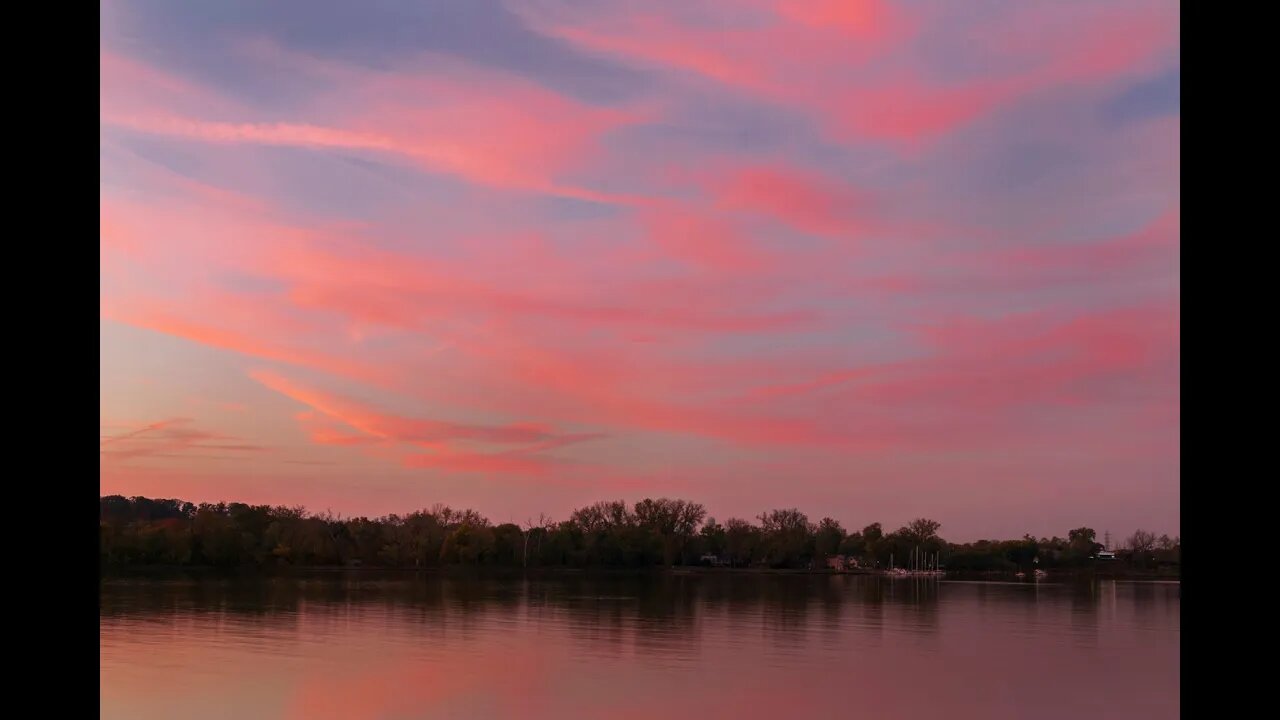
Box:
[886,567,944,577]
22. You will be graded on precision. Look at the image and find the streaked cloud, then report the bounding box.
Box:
[100,0,1179,538]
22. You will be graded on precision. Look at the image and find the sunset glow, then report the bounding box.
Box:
[100,0,1179,540]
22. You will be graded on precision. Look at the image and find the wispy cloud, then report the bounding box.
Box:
[100,418,271,461]
[249,369,605,476]
[100,0,1180,536]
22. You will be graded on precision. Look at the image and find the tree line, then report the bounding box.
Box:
[100,495,1180,572]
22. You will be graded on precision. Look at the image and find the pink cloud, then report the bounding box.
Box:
[852,303,1179,414]
[103,302,385,384]
[703,163,869,240]
[249,369,588,446]
[829,75,1022,146]
[99,1,1179,537]
[248,369,604,476]
[100,417,270,462]
[635,202,768,270]
[523,0,1177,147]
[101,48,648,201]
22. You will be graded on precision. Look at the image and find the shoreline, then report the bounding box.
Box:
[100,565,1179,581]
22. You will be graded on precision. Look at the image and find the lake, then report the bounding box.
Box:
[100,572,1179,719]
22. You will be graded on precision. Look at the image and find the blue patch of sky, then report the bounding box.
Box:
[1102,67,1179,124]
[107,0,648,107]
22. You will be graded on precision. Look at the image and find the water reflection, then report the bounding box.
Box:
[101,572,1179,720]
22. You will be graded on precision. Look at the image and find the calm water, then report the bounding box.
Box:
[100,573,1179,719]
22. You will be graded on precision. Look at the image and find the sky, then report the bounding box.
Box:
[100,0,1179,542]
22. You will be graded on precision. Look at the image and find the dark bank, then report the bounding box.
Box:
[101,494,1180,577]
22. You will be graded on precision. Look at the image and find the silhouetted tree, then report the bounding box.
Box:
[724,518,759,567]
[758,509,813,568]
[814,517,846,567]
[860,523,883,566]
[99,495,1177,575]
[900,518,942,546]
[634,498,707,565]
[1127,529,1158,567]
[440,521,495,564]
[699,518,727,560]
